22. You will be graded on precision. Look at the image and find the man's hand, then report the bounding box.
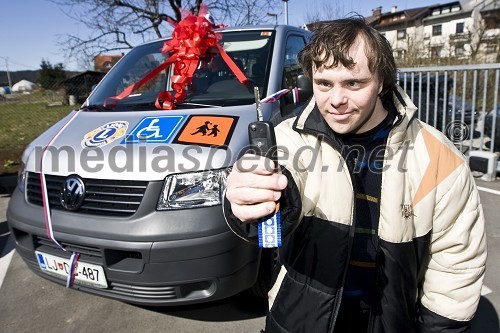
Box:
[226,154,288,222]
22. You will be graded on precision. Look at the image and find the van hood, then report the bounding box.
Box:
[24,105,261,181]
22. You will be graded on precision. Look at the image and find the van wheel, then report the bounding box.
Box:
[248,248,278,299]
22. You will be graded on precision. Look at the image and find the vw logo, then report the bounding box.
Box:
[60,176,85,211]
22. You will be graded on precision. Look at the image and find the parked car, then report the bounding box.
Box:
[397,72,450,129]
[447,95,476,124]
[397,72,478,139]
[7,25,312,306]
[445,95,481,140]
[484,105,500,152]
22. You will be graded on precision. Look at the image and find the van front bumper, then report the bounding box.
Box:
[7,186,261,306]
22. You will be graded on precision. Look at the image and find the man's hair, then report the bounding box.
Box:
[298,17,397,97]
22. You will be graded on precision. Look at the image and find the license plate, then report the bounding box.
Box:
[35,251,108,288]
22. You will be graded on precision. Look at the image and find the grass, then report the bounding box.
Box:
[0,102,72,149]
[0,95,74,174]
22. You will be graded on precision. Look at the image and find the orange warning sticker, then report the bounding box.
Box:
[173,115,239,148]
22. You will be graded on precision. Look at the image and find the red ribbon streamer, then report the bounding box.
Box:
[106,3,248,110]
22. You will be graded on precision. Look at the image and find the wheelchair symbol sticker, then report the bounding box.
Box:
[123,115,186,143]
[82,121,129,148]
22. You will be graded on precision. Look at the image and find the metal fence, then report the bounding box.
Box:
[397,63,500,155]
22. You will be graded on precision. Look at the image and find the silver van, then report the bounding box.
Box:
[7,25,312,305]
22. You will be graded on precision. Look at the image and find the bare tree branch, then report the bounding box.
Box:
[51,0,280,70]
[304,0,347,25]
[468,19,487,61]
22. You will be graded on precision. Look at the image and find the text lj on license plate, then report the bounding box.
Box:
[35,251,108,288]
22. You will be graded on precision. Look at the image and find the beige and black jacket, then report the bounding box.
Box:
[224,86,487,332]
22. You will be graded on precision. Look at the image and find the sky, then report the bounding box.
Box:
[0,0,441,73]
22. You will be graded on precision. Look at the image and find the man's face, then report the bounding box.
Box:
[312,36,387,135]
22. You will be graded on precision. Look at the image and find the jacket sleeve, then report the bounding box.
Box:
[417,163,487,331]
[222,167,303,245]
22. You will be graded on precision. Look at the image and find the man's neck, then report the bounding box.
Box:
[369,98,389,130]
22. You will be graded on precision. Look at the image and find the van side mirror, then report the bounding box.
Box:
[280,74,313,118]
[296,74,313,102]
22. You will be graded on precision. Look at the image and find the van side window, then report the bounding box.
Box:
[283,35,306,88]
[281,35,306,115]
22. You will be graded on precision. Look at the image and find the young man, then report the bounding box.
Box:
[224,18,486,332]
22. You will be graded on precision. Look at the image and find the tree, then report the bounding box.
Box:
[304,0,347,25]
[38,60,67,90]
[466,18,490,62]
[50,0,280,68]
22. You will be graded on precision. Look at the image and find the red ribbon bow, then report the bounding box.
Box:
[106,3,248,110]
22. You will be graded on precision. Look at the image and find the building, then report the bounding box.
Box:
[366,0,500,64]
[60,71,106,104]
[480,0,500,62]
[367,5,429,60]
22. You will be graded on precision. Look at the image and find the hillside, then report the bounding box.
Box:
[0,70,81,87]
[0,70,39,86]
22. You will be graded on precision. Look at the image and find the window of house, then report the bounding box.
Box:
[431,46,442,58]
[456,22,464,33]
[432,25,442,36]
[485,18,500,30]
[454,43,465,56]
[485,43,497,54]
[397,29,406,39]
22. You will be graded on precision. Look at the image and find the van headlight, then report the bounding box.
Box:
[17,161,27,193]
[157,168,231,210]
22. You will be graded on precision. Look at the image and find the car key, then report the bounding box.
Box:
[248,87,281,248]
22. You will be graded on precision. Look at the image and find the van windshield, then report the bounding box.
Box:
[87,30,274,110]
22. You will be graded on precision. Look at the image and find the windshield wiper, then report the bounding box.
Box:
[80,101,220,111]
[175,101,220,108]
[79,104,107,112]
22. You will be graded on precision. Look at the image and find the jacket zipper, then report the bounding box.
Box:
[327,149,358,333]
[367,127,394,333]
[291,125,359,333]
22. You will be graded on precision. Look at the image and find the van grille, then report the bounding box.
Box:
[26,172,148,217]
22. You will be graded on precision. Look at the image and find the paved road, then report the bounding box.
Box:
[1,178,500,333]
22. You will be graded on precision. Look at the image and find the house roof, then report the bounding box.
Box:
[61,71,105,85]
[308,0,495,33]
[369,6,430,29]
[422,1,470,22]
[480,0,500,15]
